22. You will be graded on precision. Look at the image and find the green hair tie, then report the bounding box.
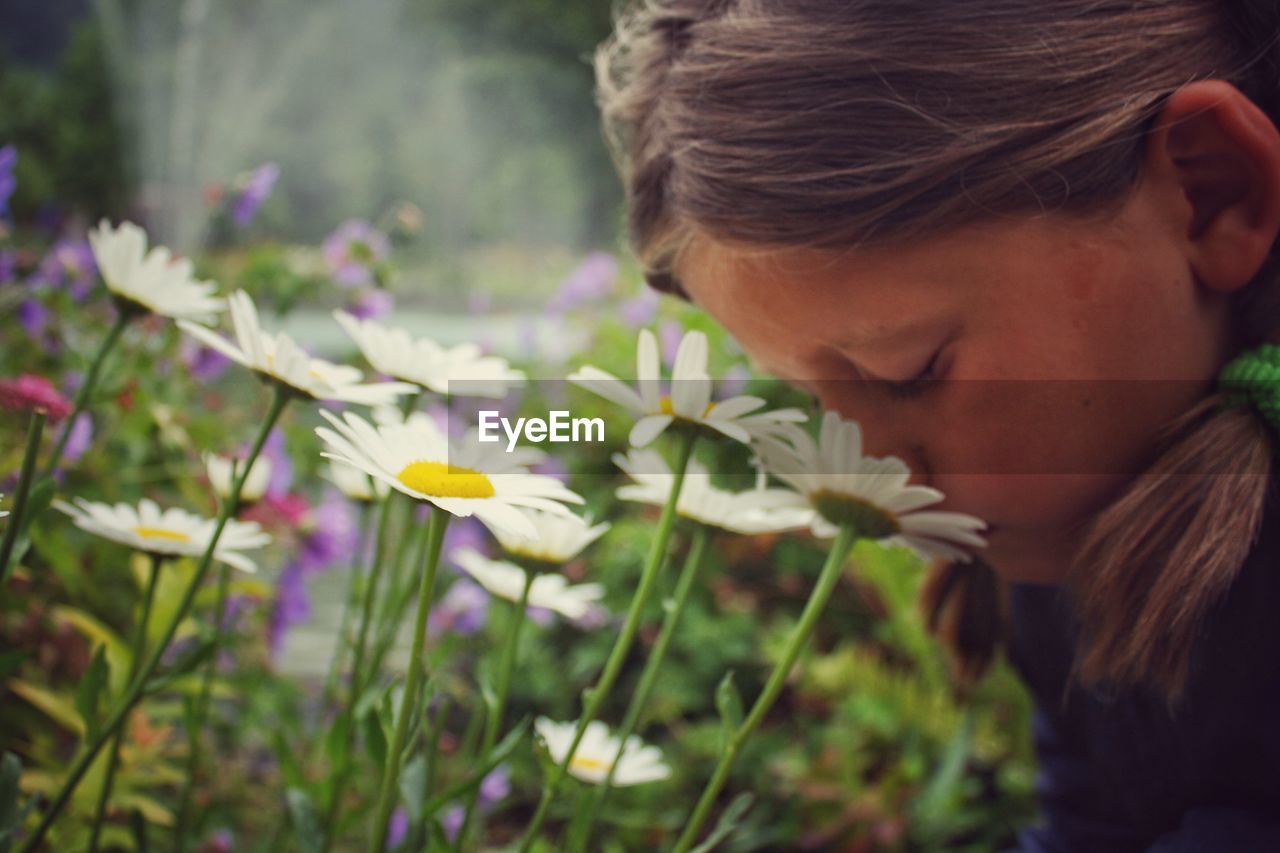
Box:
[1218,343,1280,432]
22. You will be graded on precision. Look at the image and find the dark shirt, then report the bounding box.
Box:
[1007,470,1280,852]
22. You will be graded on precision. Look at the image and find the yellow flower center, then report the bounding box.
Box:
[658,395,714,418]
[396,460,495,498]
[570,754,612,774]
[133,526,191,543]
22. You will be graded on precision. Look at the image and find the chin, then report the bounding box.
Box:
[979,527,1075,585]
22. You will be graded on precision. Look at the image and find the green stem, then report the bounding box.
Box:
[369,508,448,853]
[87,552,162,853]
[518,430,697,851]
[672,524,858,853]
[572,524,710,850]
[17,386,291,853]
[367,501,422,676]
[320,491,397,853]
[173,551,235,848]
[42,310,130,478]
[0,410,47,586]
[458,567,533,845]
[323,501,374,707]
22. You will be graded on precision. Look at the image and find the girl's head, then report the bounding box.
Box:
[596,0,1280,696]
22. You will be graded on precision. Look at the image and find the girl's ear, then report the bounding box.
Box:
[1143,80,1280,293]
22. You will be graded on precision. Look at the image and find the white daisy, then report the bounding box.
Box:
[203,453,271,503]
[176,290,416,405]
[489,508,609,564]
[452,547,604,620]
[756,411,988,562]
[371,405,548,470]
[314,408,582,539]
[613,448,812,535]
[325,460,388,503]
[88,220,223,322]
[335,311,525,398]
[568,328,807,448]
[53,497,270,573]
[534,718,670,786]
[0,494,7,519]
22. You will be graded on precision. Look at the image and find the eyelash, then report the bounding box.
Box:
[884,350,941,401]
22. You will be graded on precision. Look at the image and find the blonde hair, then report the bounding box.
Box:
[595,0,1280,702]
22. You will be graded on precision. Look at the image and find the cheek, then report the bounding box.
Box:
[925,378,1182,528]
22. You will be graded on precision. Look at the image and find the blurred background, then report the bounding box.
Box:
[1,0,621,319]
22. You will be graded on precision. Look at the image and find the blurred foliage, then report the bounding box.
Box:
[0,22,131,226]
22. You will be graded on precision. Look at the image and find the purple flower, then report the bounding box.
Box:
[428,577,489,638]
[442,516,489,557]
[346,287,394,319]
[478,764,511,804]
[30,239,96,300]
[204,828,234,853]
[386,807,408,849]
[180,337,231,383]
[548,251,619,313]
[17,299,49,341]
[517,319,538,360]
[323,219,390,288]
[0,249,14,283]
[658,319,684,369]
[531,455,569,483]
[297,489,358,575]
[718,364,750,399]
[261,428,294,497]
[440,805,465,843]
[268,563,310,657]
[619,288,659,328]
[62,412,93,463]
[231,162,279,227]
[0,145,16,219]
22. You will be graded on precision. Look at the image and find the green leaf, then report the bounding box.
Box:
[286,787,323,853]
[129,807,149,853]
[715,670,743,747]
[364,707,388,775]
[272,728,306,791]
[1,476,55,584]
[910,707,975,827]
[75,645,110,743]
[690,792,754,853]
[53,606,131,696]
[0,652,26,684]
[399,755,428,823]
[324,711,352,769]
[0,752,24,853]
[425,818,452,851]
[421,718,529,818]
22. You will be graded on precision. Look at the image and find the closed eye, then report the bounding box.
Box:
[884,349,941,401]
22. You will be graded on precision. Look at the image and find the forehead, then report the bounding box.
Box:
[673,234,966,345]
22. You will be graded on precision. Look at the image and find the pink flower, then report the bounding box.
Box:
[322,219,390,288]
[0,374,72,423]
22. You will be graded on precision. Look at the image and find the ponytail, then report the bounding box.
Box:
[1067,397,1275,705]
[919,556,1006,695]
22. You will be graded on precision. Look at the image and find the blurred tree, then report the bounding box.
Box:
[417,0,623,246]
[0,22,131,228]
